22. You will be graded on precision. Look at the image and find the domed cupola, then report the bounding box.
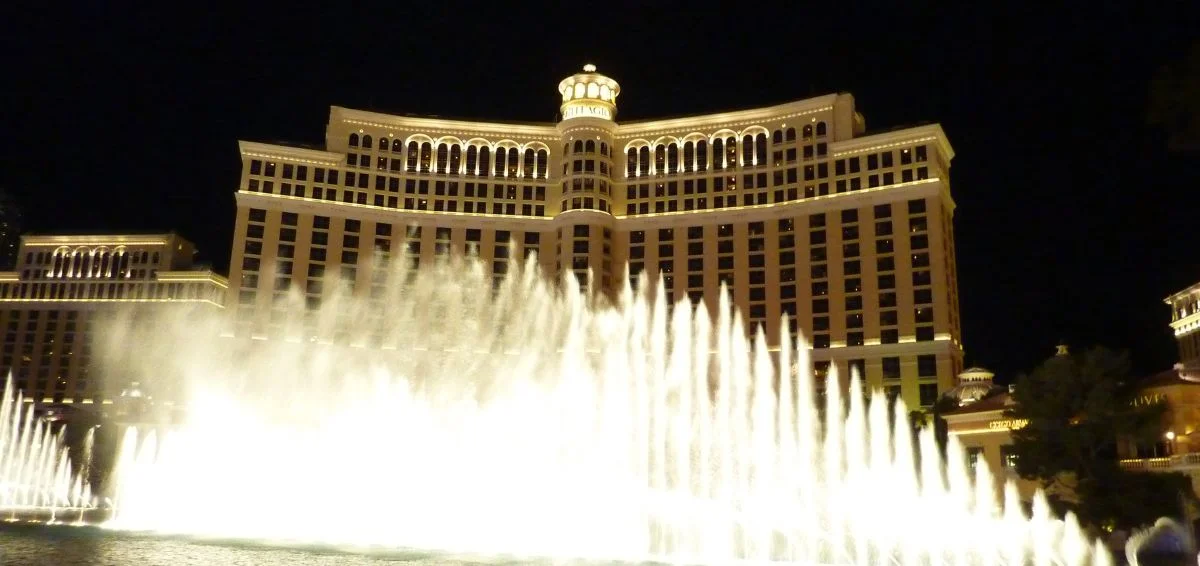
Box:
[946,366,1001,406]
[557,64,621,122]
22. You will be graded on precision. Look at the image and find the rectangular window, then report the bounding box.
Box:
[882,357,900,380]
[919,383,938,407]
[918,354,937,377]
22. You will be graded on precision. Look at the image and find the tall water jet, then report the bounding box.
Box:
[0,375,95,516]
[92,254,1109,565]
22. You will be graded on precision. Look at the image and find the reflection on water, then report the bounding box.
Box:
[0,523,592,565]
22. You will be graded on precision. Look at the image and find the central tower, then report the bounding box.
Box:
[554,65,621,295]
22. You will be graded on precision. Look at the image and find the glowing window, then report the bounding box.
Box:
[573,83,584,99]
[600,85,611,100]
[587,83,599,98]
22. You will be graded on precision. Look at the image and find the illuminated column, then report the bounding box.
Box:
[555,64,621,296]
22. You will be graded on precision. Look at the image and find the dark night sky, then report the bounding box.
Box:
[2,5,1197,379]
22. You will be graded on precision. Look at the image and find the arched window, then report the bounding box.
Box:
[697,140,708,172]
[667,144,679,174]
[379,137,389,151]
[712,138,724,170]
[816,121,827,137]
[639,146,650,175]
[406,142,419,172]
[654,145,665,174]
[802,125,814,139]
[478,146,491,176]
[523,148,536,177]
[627,148,637,177]
[725,137,737,168]
[111,251,124,278]
[742,135,754,165]
[507,148,519,177]
[600,142,608,156]
[466,146,478,175]
[99,253,110,278]
[563,143,570,155]
[449,145,462,174]
[682,142,694,172]
[536,149,548,178]
[573,140,584,154]
[392,138,404,152]
[52,253,63,277]
[419,143,432,172]
[362,135,373,149]
[585,140,596,153]
[349,133,360,147]
[785,127,796,142]
[151,252,159,264]
[141,251,149,263]
[773,129,784,144]
[755,133,767,165]
[435,144,449,173]
[494,147,506,177]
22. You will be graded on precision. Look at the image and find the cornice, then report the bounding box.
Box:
[235,192,554,230]
[614,95,842,139]
[157,270,230,288]
[239,141,343,165]
[611,178,944,228]
[21,234,178,246]
[331,107,560,141]
[1166,282,1200,304]
[831,124,955,161]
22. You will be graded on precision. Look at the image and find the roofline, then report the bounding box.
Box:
[830,123,954,162]
[330,106,560,140]
[19,234,184,247]
[1166,281,1200,304]
[942,406,1007,421]
[239,141,343,165]
[613,94,843,138]
[157,270,230,289]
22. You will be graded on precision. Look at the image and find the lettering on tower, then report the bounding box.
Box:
[562,103,613,121]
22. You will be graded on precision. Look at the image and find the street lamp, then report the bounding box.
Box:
[1165,431,1177,456]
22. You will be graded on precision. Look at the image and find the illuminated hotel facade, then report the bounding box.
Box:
[228,65,964,408]
[0,234,227,406]
[1168,281,1200,371]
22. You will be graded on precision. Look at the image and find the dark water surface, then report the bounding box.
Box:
[0,523,595,566]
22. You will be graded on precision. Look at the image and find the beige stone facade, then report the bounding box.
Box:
[227,66,964,408]
[0,234,226,405]
[1168,282,1200,369]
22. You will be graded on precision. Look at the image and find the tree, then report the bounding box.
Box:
[1006,346,1194,530]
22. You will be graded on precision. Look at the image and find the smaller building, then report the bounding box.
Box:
[1167,281,1200,377]
[0,234,227,407]
[941,366,1042,500]
[1116,365,1200,493]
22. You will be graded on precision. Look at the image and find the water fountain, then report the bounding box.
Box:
[7,254,1115,564]
[0,376,96,524]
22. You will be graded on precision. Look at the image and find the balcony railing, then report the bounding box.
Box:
[1119,452,1200,471]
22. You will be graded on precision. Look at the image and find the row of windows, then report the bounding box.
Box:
[619,167,929,217]
[564,139,612,157]
[244,180,549,217]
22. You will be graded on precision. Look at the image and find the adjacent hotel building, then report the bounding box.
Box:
[0,234,227,406]
[228,65,964,408]
[1168,281,1200,373]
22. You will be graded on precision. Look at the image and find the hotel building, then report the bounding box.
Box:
[0,234,227,406]
[228,65,964,408]
[1168,281,1200,371]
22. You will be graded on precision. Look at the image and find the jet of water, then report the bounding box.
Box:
[95,254,1107,565]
